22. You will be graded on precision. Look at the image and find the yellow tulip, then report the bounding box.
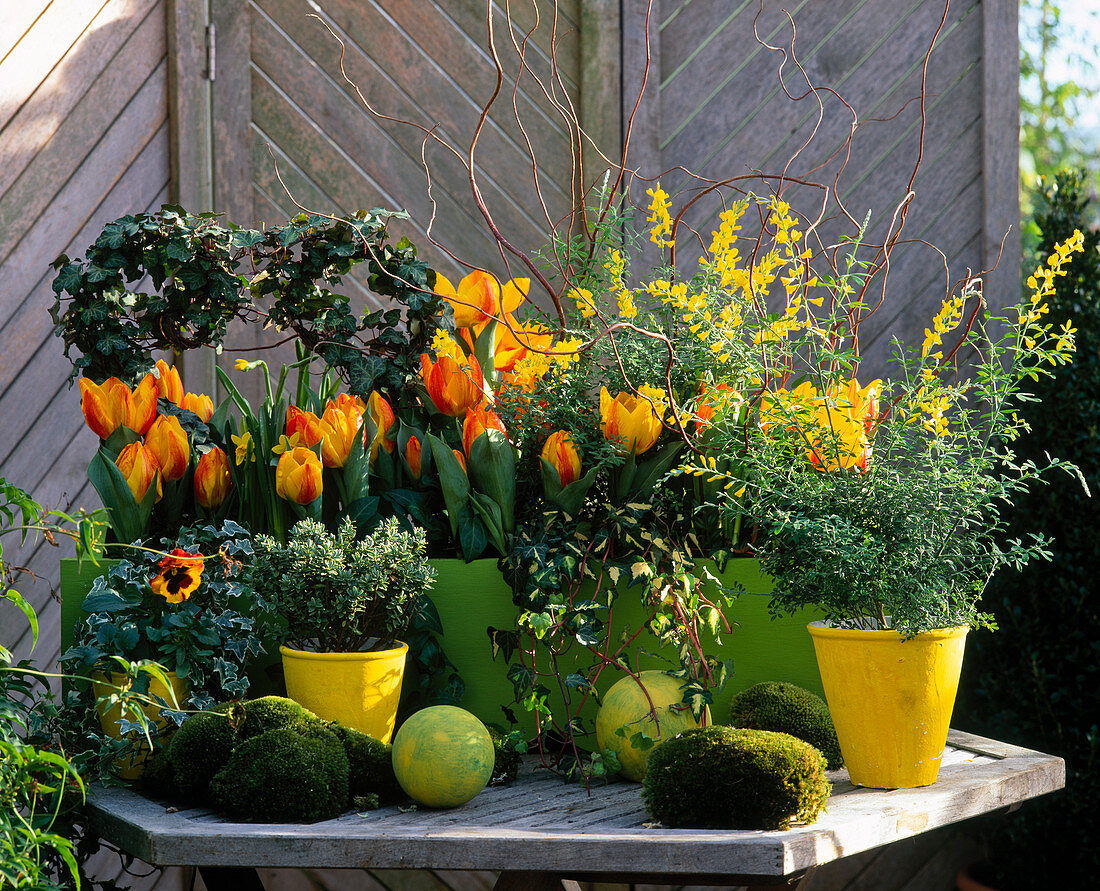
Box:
[276,447,323,505]
[115,442,161,503]
[319,397,363,468]
[144,415,189,482]
[600,388,664,456]
[128,374,159,436]
[79,377,128,439]
[194,447,232,508]
[541,431,581,486]
[155,359,184,405]
[366,391,396,463]
[181,392,214,423]
[436,270,530,328]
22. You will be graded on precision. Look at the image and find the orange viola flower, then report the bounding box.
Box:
[181,392,214,423]
[194,447,232,508]
[405,435,423,480]
[275,447,323,505]
[366,391,396,463]
[420,353,485,417]
[285,405,323,447]
[541,431,581,486]
[150,548,204,604]
[462,405,507,458]
[318,397,363,469]
[115,442,161,503]
[144,415,189,482]
[155,359,184,406]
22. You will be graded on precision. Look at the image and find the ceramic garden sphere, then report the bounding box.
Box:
[595,670,703,782]
[391,705,494,807]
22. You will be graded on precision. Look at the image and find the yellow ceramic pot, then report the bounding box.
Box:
[92,670,188,779]
[280,643,408,743]
[807,621,968,789]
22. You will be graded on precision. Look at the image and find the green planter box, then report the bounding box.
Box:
[62,556,824,734]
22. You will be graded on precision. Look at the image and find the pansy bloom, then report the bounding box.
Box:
[150,548,205,604]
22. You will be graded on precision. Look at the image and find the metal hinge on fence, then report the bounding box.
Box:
[206,22,216,81]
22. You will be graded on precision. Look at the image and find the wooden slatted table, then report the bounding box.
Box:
[85,730,1064,889]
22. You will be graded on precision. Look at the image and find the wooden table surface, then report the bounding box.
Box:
[86,729,1064,885]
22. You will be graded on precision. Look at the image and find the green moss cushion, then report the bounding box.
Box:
[728,681,843,770]
[210,725,350,823]
[642,726,830,830]
[331,725,403,804]
[236,695,325,738]
[168,703,242,801]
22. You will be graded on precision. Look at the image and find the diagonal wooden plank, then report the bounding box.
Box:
[0,3,49,64]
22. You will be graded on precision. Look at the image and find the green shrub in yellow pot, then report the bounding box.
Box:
[249,516,435,743]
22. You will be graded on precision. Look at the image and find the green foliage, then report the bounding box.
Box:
[727,681,842,770]
[62,521,263,709]
[166,704,242,800]
[250,516,434,652]
[642,725,830,830]
[489,728,528,785]
[210,725,350,823]
[331,725,403,804]
[51,207,440,396]
[960,170,1100,890]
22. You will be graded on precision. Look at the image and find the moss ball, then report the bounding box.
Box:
[168,703,241,801]
[642,726,831,830]
[238,695,324,738]
[728,682,843,770]
[332,725,403,804]
[209,725,349,823]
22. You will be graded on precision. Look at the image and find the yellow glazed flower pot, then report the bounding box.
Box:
[280,643,408,743]
[92,670,188,779]
[807,621,968,789]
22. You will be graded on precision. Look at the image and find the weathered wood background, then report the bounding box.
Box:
[0,1,1016,889]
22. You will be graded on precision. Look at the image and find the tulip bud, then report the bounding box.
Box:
[405,435,423,480]
[127,374,159,436]
[145,415,189,482]
[462,405,507,458]
[275,447,323,505]
[366,391,396,463]
[194,447,232,508]
[318,397,362,469]
[452,449,468,474]
[420,353,484,417]
[155,359,184,405]
[541,431,581,487]
[115,442,161,503]
[79,377,128,439]
[285,405,323,446]
[181,392,214,423]
[599,387,664,456]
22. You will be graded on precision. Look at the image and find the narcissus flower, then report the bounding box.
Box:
[150,548,204,604]
[232,431,254,465]
[194,447,232,508]
[462,405,507,458]
[366,391,396,463]
[181,392,214,423]
[420,353,485,417]
[436,270,529,328]
[154,359,184,405]
[144,415,189,482]
[285,405,323,446]
[405,435,423,480]
[276,447,323,505]
[319,397,363,468]
[600,388,665,456]
[115,442,161,503]
[541,431,581,486]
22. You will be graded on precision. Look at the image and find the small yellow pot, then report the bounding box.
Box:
[92,670,188,779]
[280,643,408,743]
[807,621,968,789]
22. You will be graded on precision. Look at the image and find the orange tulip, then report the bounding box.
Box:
[318,397,363,468]
[420,353,484,417]
[405,435,423,480]
[128,374,159,435]
[329,392,367,416]
[155,359,184,405]
[494,320,552,372]
[194,447,232,508]
[181,392,214,423]
[541,431,581,486]
[115,442,161,503]
[600,388,665,456]
[276,447,323,505]
[79,377,128,439]
[452,449,468,474]
[366,391,396,463]
[805,378,881,473]
[436,271,530,328]
[462,405,507,458]
[285,405,323,446]
[145,415,189,482]
[695,383,743,428]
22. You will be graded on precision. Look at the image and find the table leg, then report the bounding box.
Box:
[493,872,581,891]
[198,866,266,891]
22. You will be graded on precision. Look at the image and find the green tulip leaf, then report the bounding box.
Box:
[426,433,470,539]
[469,429,515,534]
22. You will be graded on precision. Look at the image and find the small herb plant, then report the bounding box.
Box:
[62,521,264,710]
[250,516,435,653]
